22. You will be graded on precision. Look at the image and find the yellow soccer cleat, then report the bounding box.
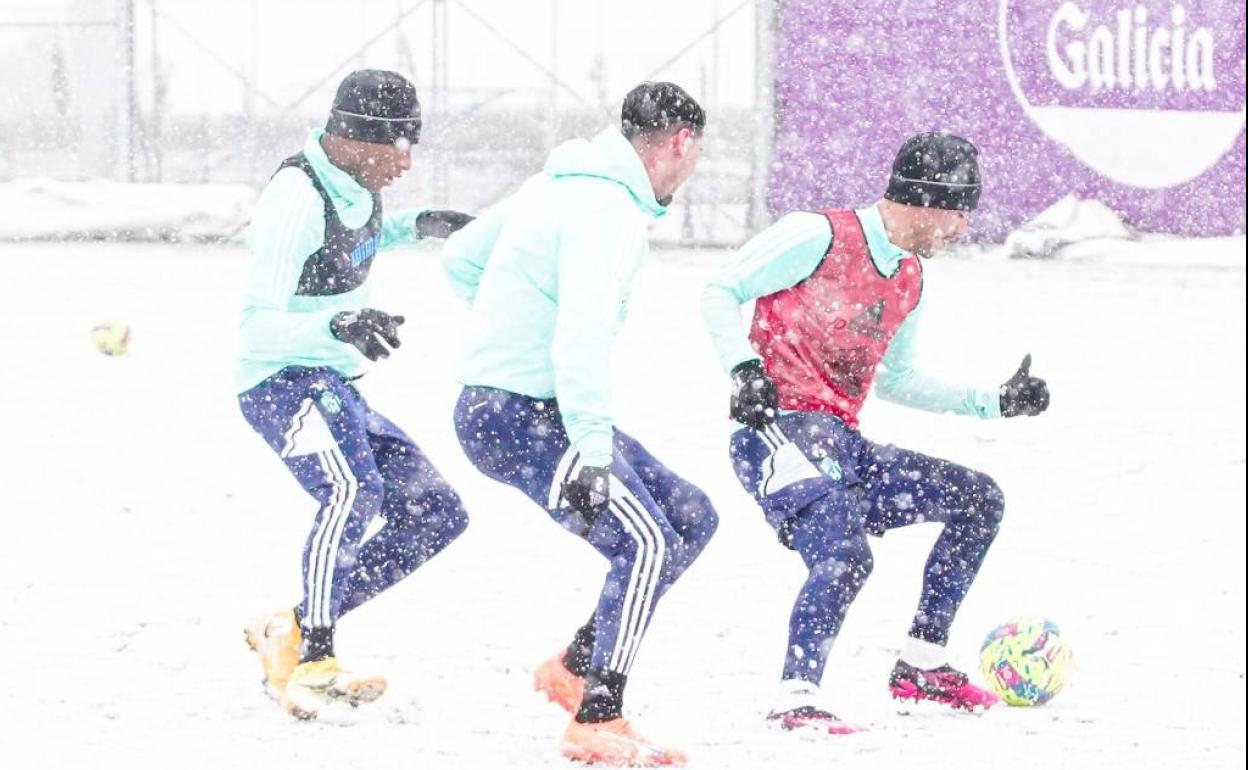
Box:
[279,657,387,721]
[243,609,301,699]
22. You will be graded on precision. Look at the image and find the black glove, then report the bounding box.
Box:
[330,308,405,362]
[999,354,1050,417]
[730,359,779,429]
[562,465,611,525]
[414,210,475,239]
[776,516,799,551]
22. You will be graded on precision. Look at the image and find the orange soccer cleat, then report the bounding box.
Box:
[243,609,302,698]
[533,651,586,714]
[560,717,686,767]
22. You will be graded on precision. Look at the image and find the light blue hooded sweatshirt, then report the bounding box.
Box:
[442,128,666,466]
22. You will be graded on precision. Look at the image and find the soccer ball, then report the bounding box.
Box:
[91,321,131,356]
[979,617,1074,706]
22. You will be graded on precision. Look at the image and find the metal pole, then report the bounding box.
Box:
[748,0,776,233]
[120,0,138,181]
[150,0,162,181]
[245,0,258,118]
[395,0,404,67]
[705,0,721,244]
[247,0,259,180]
[548,0,559,149]
[595,0,606,109]
[358,0,368,69]
[711,0,721,107]
[432,0,449,205]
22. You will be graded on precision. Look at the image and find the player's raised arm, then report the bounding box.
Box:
[552,198,644,467]
[440,191,518,303]
[873,302,1003,418]
[700,210,833,373]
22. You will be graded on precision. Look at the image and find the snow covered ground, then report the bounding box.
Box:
[3,238,1245,769]
[0,180,255,242]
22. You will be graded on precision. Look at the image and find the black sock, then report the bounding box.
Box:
[575,669,627,723]
[292,604,304,628]
[300,626,334,663]
[562,615,596,677]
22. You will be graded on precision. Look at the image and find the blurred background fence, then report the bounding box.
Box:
[0,0,775,245]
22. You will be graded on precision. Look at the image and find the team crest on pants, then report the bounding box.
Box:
[318,390,343,415]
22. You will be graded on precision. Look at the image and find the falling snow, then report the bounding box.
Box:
[3,238,1244,768]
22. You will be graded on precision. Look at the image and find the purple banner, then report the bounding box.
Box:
[769,1,1246,238]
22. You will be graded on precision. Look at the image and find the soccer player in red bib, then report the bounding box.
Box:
[701,133,1050,734]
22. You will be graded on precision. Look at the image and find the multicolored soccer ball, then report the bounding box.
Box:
[979,617,1074,706]
[91,321,131,356]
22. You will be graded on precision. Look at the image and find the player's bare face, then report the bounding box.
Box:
[911,209,969,257]
[651,128,702,206]
[323,133,414,192]
[670,132,702,193]
[355,138,414,192]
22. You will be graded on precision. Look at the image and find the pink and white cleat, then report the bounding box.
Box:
[766,706,859,735]
[888,660,999,712]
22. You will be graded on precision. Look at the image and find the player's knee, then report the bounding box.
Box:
[852,550,875,580]
[635,531,680,571]
[679,488,720,553]
[610,538,663,585]
[975,474,1005,530]
[392,488,470,540]
[354,472,387,516]
[813,549,874,586]
[441,493,470,541]
[656,535,705,594]
[697,504,720,550]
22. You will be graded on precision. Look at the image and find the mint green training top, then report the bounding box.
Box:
[441,128,667,466]
[235,129,430,393]
[701,205,1002,419]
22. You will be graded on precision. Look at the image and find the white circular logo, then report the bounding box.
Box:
[998,1,1245,188]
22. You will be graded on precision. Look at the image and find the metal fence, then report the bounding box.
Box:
[0,0,774,245]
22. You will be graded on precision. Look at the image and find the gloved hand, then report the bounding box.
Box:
[776,516,799,551]
[730,359,779,429]
[999,354,1050,417]
[562,465,611,525]
[330,308,405,361]
[415,210,475,239]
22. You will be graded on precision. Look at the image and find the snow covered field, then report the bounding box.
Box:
[3,238,1245,769]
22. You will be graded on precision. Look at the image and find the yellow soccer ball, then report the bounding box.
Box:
[979,617,1074,706]
[91,321,131,356]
